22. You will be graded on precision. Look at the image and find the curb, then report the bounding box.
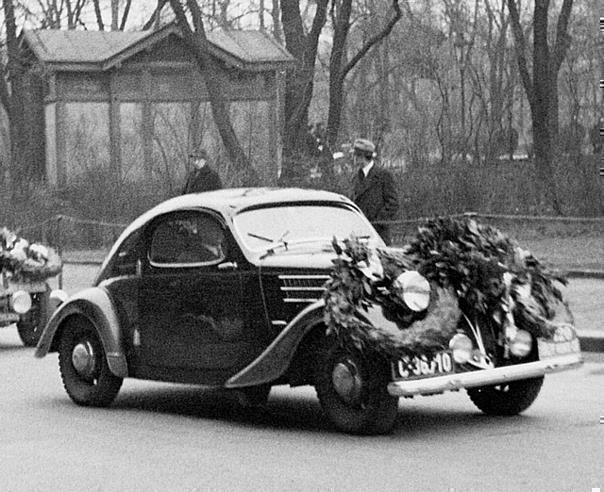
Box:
[579,336,604,353]
[566,270,604,280]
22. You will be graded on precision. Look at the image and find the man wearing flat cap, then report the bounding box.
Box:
[350,138,399,245]
[182,148,222,194]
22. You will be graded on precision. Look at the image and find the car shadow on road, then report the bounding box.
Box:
[112,385,331,433]
[108,384,538,437]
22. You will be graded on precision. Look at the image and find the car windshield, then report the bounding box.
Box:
[234,204,379,253]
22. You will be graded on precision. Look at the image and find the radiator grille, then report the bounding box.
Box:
[279,274,330,303]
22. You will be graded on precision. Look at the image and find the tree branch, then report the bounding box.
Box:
[92,0,104,31]
[143,0,168,30]
[341,0,402,80]
[552,0,573,73]
[119,0,133,31]
[506,0,533,105]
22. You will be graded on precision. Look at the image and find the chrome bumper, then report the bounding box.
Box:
[387,352,583,397]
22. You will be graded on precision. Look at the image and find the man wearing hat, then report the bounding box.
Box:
[350,138,399,245]
[182,148,222,194]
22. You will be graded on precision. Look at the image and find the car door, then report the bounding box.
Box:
[138,210,254,384]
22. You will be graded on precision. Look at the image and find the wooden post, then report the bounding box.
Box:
[109,70,122,185]
[55,215,63,290]
[55,101,67,188]
[142,68,153,177]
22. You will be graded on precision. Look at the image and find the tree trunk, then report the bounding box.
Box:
[169,0,258,185]
[2,0,27,187]
[92,0,104,30]
[531,0,560,213]
[507,0,572,214]
[279,0,328,181]
[271,0,283,43]
[111,0,119,30]
[325,0,402,151]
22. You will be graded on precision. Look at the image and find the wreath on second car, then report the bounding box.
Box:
[323,217,570,361]
[0,227,62,281]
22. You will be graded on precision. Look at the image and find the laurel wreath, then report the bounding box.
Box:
[323,217,569,361]
[0,227,62,281]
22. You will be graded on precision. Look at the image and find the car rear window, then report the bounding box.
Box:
[149,213,226,266]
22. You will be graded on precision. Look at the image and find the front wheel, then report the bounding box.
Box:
[467,376,544,416]
[58,318,123,407]
[315,345,398,434]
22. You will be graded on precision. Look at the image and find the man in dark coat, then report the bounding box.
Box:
[350,138,399,245]
[182,149,222,194]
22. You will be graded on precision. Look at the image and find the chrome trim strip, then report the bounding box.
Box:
[278,275,330,280]
[387,353,583,397]
[284,298,320,303]
[280,286,325,291]
[271,320,287,326]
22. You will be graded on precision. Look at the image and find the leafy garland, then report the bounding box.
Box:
[323,217,570,361]
[0,227,62,281]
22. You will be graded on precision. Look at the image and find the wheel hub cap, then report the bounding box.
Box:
[332,360,363,404]
[72,341,97,379]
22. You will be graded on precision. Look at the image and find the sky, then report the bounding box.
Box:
[13,0,160,31]
[11,0,266,31]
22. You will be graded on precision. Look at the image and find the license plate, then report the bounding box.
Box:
[392,351,454,380]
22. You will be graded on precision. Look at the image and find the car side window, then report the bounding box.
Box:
[109,230,141,277]
[148,213,226,267]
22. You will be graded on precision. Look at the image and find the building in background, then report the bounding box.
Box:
[20,23,294,189]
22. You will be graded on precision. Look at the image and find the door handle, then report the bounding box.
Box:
[218,261,238,270]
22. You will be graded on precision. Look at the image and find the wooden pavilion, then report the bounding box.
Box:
[20,23,294,188]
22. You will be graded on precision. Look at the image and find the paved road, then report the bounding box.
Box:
[0,265,596,491]
[1,328,602,491]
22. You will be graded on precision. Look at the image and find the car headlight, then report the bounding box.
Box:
[11,290,32,314]
[393,271,431,312]
[509,329,533,357]
[449,333,473,364]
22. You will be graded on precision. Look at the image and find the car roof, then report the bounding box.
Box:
[95,187,363,285]
[122,187,355,235]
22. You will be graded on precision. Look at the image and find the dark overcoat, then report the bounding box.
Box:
[351,165,399,245]
[182,166,223,194]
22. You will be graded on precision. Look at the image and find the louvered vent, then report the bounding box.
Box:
[279,275,330,303]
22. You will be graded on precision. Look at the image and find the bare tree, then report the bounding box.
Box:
[324,0,402,151]
[143,0,168,30]
[271,0,283,42]
[2,0,27,186]
[507,0,573,214]
[279,0,329,181]
[111,0,118,30]
[168,0,258,185]
[92,0,104,30]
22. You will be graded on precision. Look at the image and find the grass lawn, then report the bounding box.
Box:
[519,236,603,272]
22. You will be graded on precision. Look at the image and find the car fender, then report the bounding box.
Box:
[34,287,128,378]
[225,300,327,388]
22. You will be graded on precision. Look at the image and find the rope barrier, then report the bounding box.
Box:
[15,212,604,234]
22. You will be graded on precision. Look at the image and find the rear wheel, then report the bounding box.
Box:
[315,345,398,434]
[58,318,123,407]
[467,376,544,415]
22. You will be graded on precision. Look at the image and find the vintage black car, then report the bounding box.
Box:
[35,188,583,434]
